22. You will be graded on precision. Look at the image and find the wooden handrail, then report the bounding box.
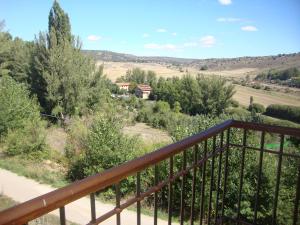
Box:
[0,119,299,225]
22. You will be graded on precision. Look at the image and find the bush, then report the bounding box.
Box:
[230,99,239,108]
[265,104,300,123]
[248,103,265,113]
[4,120,47,157]
[0,76,41,135]
[0,76,47,156]
[68,114,139,181]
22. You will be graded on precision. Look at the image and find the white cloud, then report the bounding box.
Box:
[218,0,232,5]
[143,33,149,38]
[217,17,241,22]
[200,35,216,48]
[241,26,258,31]
[171,32,177,36]
[87,35,102,41]
[156,28,167,33]
[144,43,177,50]
[183,42,198,47]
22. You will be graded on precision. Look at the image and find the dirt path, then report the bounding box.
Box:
[0,168,175,225]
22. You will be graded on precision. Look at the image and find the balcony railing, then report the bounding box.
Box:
[0,120,299,225]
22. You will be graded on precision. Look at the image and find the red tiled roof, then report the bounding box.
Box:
[137,84,152,91]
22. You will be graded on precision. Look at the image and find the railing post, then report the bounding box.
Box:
[59,206,66,225]
[116,183,121,225]
[190,145,198,225]
[136,172,141,225]
[90,193,96,223]
[272,134,284,225]
[221,128,231,223]
[168,156,174,225]
[293,164,300,225]
[154,165,158,225]
[215,131,224,224]
[199,140,208,225]
[208,136,216,225]
[180,150,187,225]
[254,131,265,224]
[237,129,247,220]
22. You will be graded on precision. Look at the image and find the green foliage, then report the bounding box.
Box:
[265,104,300,123]
[0,76,41,135]
[30,1,109,118]
[230,99,239,108]
[0,76,47,156]
[117,68,157,86]
[248,103,265,113]
[68,114,139,181]
[153,74,235,116]
[255,68,300,87]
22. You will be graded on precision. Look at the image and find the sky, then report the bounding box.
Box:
[1,0,300,59]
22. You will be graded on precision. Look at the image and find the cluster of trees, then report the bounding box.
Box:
[151,75,235,116]
[0,2,112,157]
[265,104,300,123]
[117,68,157,85]
[255,68,300,87]
[1,2,111,121]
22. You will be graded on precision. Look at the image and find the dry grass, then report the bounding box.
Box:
[45,127,67,153]
[98,61,258,81]
[122,123,172,145]
[233,85,300,107]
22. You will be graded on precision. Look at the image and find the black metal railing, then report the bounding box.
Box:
[0,120,299,225]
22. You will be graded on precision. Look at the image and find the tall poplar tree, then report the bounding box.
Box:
[30,1,101,119]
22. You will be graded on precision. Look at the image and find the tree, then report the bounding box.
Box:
[30,1,100,119]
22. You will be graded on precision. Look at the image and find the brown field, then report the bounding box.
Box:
[233,85,300,107]
[98,61,258,81]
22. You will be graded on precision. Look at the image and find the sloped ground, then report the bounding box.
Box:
[0,168,176,225]
[122,123,172,145]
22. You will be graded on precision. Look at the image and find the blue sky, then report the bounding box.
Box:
[1,0,300,59]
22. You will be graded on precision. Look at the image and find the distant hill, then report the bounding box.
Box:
[82,50,300,71]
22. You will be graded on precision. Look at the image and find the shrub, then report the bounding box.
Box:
[0,76,47,156]
[68,114,139,181]
[265,104,300,123]
[4,120,47,157]
[0,76,41,135]
[248,103,266,113]
[230,99,239,108]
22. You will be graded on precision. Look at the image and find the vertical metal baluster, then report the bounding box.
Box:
[116,183,121,225]
[293,164,300,225]
[208,136,216,225]
[59,206,66,225]
[254,131,265,224]
[90,193,96,223]
[168,156,174,225]
[271,135,284,225]
[221,128,230,223]
[190,145,198,225]
[137,172,141,225]
[180,150,187,225]
[237,129,247,220]
[154,165,158,225]
[215,132,224,224]
[199,140,207,225]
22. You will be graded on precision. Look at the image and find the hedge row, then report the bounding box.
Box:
[265,104,300,123]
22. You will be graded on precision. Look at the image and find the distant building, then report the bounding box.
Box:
[116,82,130,92]
[135,84,152,99]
